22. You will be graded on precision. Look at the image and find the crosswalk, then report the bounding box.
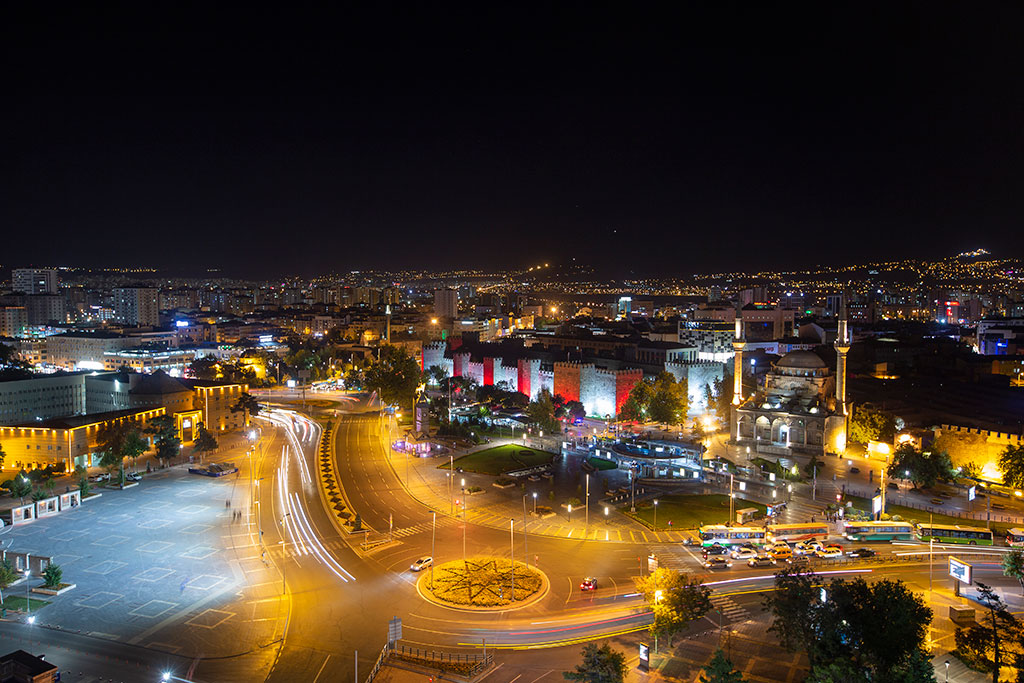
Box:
[710,594,751,624]
[649,545,697,573]
[388,515,459,539]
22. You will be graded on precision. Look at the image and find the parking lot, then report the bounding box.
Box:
[0,463,285,667]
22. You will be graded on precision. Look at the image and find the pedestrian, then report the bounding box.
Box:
[226,499,231,508]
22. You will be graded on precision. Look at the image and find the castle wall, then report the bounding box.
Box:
[553,362,583,402]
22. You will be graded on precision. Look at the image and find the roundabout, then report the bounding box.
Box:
[417,557,549,611]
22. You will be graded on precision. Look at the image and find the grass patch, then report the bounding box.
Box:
[424,557,543,607]
[587,456,617,471]
[440,444,553,475]
[280,398,339,409]
[624,494,767,529]
[1,595,49,613]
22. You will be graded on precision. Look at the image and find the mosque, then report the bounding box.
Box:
[731,300,850,456]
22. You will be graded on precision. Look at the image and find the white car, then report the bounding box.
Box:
[88,472,111,482]
[730,547,758,561]
[126,472,143,482]
[410,556,433,572]
[815,547,843,559]
[794,541,823,555]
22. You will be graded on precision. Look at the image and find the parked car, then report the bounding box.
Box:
[126,472,143,482]
[731,547,758,561]
[410,556,433,572]
[850,467,860,474]
[580,577,598,591]
[848,548,877,558]
[88,472,111,482]
[887,482,899,490]
[815,547,843,559]
[748,555,777,568]
[824,543,844,552]
[703,556,732,570]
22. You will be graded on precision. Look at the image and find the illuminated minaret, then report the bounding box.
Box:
[834,292,850,415]
[731,304,745,406]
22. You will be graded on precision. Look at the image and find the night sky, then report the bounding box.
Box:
[4,4,1023,277]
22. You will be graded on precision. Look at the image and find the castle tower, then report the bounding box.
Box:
[731,305,745,406]
[834,292,851,415]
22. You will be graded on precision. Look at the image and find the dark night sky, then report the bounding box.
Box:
[3,4,1023,277]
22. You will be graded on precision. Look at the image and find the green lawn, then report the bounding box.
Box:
[440,444,554,475]
[624,494,767,530]
[1,595,49,613]
[587,457,618,471]
[846,496,1013,537]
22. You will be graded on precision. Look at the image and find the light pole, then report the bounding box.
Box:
[630,467,636,513]
[929,512,934,593]
[944,660,949,682]
[568,503,572,523]
[449,455,455,515]
[729,473,735,521]
[431,511,436,586]
[461,478,466,519]
[522,495,530,569]
[462,499,467,567]
[278,540,286,592]
[509,518,515,598]
[585,473,590,530]
[653,499,658,531]
[23,569,30,612]
[532,491,537,514]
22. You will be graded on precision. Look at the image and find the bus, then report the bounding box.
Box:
[1006,528,1024,547]
[766,523,830,545]
[698,525,767,547]
[843,521,915,542]
[915,523,994,545]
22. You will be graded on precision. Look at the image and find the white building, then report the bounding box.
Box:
[433,288,458,319]
[0,372,88,426]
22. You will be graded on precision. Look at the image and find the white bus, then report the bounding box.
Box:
[1007,528,1024,547]
[766,523,830,544]
[698,525,767,547]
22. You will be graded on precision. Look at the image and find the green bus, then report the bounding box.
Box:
[698,525,766,547]
[915,523,993,545]
[843,521,915,542]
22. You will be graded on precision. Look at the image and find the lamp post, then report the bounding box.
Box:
[532,491,537,514]
[568,503,572,523]
[653,499,658,531]
[944,660,949,682]
[585,473,590,530]
[630,467,636,513]
[431,511,436,586]
[449,455,455,515]
[461,478,466,519]
[522,495,530,569]
[24,569,30,612]
[509,518,515,598]
[278,540,286,592]
[729,473,735,521]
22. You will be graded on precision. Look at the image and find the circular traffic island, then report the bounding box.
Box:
[418,557,547,611]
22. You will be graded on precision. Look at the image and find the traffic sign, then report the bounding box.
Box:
[387,617,403,643]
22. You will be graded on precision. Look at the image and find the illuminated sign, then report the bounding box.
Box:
[182,419,192,429]
[968,486,976,502]
[872,494,883,514]
[638,643,650,671]
[949,557,972,584]
[175,320,189,328]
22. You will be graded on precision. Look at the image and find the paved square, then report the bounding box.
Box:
[175,488,205,498]
[138,518,173,529]
[137,541,174,554]
[178,505,208,515]
[134,567,175,582]
[186,609,234,628]
[140,501,171,510]
[185,574,226,591]
[180,546,219,560]
[92,534,131,546]
[51,554,83,566]
[85,560,128,575]
[50,529,88,542]
[180,524,213,534]
[129,600,178,618]
[76,591,121,609]
[98,513,132,526]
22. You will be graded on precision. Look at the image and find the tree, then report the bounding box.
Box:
[192,422,219,462]
[560,400,586,423]
[998,444,1024,490]
[0,559,18,591]
[563,643,628,683]
[704,371,734,426]
[426,364,449,387]
[97,420,147,482]
[634,568,713,643]
[364,345,422,409]
[619,380,655,422]
[146,415,181,462]
[955,582,1024,681]
[765,569,933,680]
[1003,548,1024,591]
[648,372,689,424]
[230,392,262,421]
[887,444,955,489]
[42,563,63,589]
[527,389,561,433]
[1,472,33,504]
[75,465,91,498]
[0,441,5,470]
[847,403,897,445]
[700,650,745,683]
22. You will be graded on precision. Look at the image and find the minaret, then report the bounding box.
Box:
[731,304,745,406]
[834,292,850,415]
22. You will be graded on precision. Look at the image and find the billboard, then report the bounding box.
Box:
[949,557,973,585]
[968,486,976,502]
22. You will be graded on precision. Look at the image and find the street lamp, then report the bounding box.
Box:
[532,491,537,513]
[944,660,950,682]
[23,569,30,612]
[278,540,286,592]
[653,499,658,530]
[568,503,572,523]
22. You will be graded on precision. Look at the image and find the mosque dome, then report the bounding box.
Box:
[775,350,827,370]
